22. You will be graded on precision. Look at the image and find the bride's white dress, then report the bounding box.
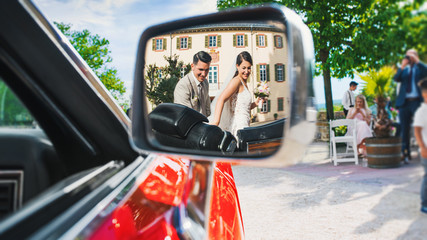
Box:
[228,80,252,137]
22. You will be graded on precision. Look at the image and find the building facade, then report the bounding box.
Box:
[145,24,290,122]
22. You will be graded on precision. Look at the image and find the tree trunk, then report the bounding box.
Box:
[320,49,334,120]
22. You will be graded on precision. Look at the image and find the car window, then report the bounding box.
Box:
[0,77,36,128]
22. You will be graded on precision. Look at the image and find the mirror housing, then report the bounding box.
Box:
[132,4,316,166]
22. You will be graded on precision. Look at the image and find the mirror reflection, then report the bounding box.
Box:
[144,21,289,156]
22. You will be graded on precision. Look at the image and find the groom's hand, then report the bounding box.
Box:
[208,121,219,126]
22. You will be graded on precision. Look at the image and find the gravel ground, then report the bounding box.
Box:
[232,142,427,240]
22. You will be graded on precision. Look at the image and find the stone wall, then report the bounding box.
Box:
[315,111,345,141]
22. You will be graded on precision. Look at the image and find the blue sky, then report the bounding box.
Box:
[33,0,218,100]
[33,0,368,105]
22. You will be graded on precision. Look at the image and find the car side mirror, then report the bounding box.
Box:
[131,4,316,166]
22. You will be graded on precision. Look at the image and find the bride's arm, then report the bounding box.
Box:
[250,97,262,109]
[210,77,241,126]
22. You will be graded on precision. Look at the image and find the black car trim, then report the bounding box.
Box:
[0,0,138,171]
[0,160,124,239]
[0,48,97,157]
[33,155,152,239]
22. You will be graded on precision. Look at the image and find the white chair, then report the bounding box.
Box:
[329,119,358,166]
[345,117,373,155]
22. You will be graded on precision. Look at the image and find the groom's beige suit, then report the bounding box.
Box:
[174,72,211,117]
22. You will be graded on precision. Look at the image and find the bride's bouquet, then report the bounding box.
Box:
[254,82,270,108]
[254,82,270,98]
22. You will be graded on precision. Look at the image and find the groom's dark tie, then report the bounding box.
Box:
[406,66,413,93]
[199,84,206,116]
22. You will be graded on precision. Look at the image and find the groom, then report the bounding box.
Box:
[174,51,212,117]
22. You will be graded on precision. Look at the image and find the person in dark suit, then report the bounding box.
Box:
[394,49,427,163]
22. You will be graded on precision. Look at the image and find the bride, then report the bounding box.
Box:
[209,51,263,138]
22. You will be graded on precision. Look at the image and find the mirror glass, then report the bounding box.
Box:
[143,20,290,156]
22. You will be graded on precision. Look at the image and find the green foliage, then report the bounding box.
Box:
[217,0,274,9]
[219,0,423,77]
[0,81,34,126]
[317,104,343,112]
[360,66,398,108]
[358,66,396,99]
[390,107,398,120]
[217,0,425,120]
[145,55,191,105]
[333,125,347,137]
[360,88,375,107]
[54,22,128,109]
[333,105,343,112]
[359,66,396,136]
[401,11,427,62]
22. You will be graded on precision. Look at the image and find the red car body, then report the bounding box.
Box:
[88,159,243,240]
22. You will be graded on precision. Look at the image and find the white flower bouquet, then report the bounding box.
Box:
[254,82,270,98]
[254,82,270,108]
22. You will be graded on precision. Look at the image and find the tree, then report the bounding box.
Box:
[217,0,425,120]
[145,55,191,105]
[402,11,427,61]
[54,22,128,109]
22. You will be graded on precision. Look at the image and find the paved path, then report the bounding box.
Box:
[232,141,427,239]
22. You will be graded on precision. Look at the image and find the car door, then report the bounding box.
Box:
[0,1,244,239]
[0,0,144,238]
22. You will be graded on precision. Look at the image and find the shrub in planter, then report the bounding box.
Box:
[359,66,401,168]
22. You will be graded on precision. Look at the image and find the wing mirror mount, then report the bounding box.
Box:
[131,4,316,166]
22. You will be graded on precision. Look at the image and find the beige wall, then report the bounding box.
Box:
[145,27,290,123]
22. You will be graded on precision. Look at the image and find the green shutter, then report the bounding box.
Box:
[233,34,236,47]
[244,34,248,47]
[217,35,221,47]
[266,64,270,81]
[176,37,180,49]
[205,36,208,48]
[274,36,277,48]
[152,39,156,51]
[256,34,259,46]
[163,38,166,50]
[256,64,260,82]
[268,100,271,112]
[265,35,268,47]
[279,98,284,111]
[188,37,192,49]
[283,64,286,81]
[275,64,278,81]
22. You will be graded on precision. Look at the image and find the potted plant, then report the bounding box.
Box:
[251,115,257,123]
[359,66,401,168]
[274,113,278,120]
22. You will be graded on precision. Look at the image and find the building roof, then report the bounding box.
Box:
[171,22,285,34]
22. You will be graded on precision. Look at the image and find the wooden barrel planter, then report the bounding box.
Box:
[365,137,402,168]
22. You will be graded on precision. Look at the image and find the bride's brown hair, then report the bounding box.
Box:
[233,51,253,77]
